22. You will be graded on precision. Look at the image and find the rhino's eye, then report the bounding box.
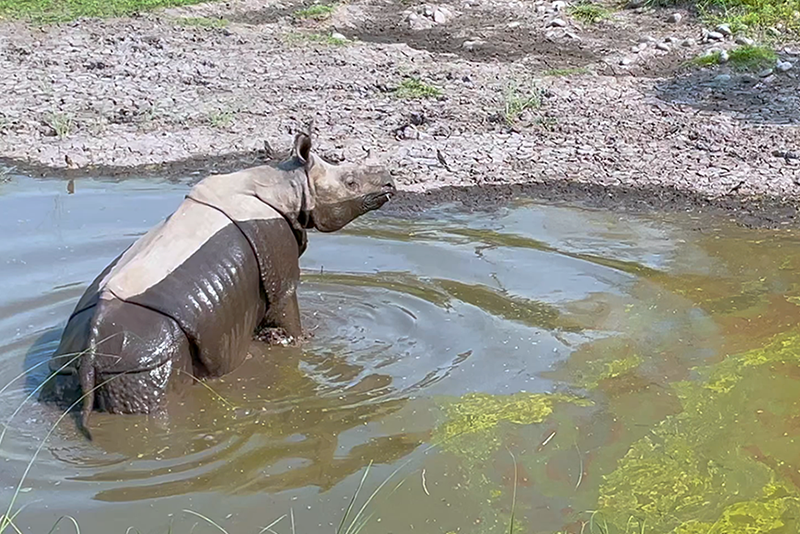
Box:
[344,176,359,190]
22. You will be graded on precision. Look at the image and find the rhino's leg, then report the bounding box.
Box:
[94,334,193,415]
[269,291,302,339]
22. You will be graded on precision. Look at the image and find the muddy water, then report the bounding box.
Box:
[2,174,800,533]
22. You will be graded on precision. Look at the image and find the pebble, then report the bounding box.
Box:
[632,43,647,53]
[718,49,729,62]
[735,36,754,46]
[715,23,732,36]
[655,42,670,51]
[432,7,449,24]
[620,57,632,65]
[776,60,793,72]
[639,35,656,43]
[507,21,522,28]
[566,31,581,40]
[758,68,774,77]
[551,0,567,10]
[548,18,567,27]
[706,31,724,41]
[667,13,682,23]
[331,32,347,41]
[681,39,694,47]
[713,74,732,84]
[462,39,484,51]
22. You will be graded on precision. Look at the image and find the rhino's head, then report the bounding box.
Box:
[291,133,396,233]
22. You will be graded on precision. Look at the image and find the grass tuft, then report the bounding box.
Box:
[207,110,235,129]
[691,44,777,70]
[503,83,546,125]
[175,16,229,28]
[393,77,442,99]
[568,1,612,23]
[0,0,216,23]
[292,3,336,20]
[652,0,800,35]
[45,112,73,139]
[727,43,778,69]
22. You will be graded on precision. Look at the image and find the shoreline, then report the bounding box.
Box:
[1,0,799,228]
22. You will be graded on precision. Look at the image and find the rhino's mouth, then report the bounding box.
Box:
[364,191,393,210]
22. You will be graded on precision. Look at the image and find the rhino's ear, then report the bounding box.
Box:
[292,133,312,166]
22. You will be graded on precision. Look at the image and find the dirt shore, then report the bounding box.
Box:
[1,0,799,226]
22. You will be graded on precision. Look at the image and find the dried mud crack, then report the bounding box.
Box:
[0,0,799,227]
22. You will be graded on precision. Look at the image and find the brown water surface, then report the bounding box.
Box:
[2,174,800,533]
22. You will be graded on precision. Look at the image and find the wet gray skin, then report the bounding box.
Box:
[46,132,396,436]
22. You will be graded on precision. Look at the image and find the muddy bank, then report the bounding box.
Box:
[1,0,799,225]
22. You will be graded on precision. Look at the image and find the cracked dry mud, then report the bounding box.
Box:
[0,0,799,226]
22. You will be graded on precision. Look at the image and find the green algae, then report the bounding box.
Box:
[434,392,593,461]
[595,330,800,533]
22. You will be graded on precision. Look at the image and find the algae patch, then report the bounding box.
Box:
[433,392,593,461]
[595,330,800,533]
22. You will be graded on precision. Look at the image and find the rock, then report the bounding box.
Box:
[632,42,647,53]
[507,21,522,28]
[681,39,694,47]
[667,13,682,23]
[713,74,732,84]
[706,31,724,41]
[776,60,793,72]
[536,5,548,13]
[664,36,674,43]
[552,0,567,10]
[461,39,484,51]
[331,32,347,41]
[548,18,567,27]
[620,57,632,65]
[718,49,729,62]
[639,35,656,43]
[716,23,732,36]
[735,36,754,46]
[758,68,774,77]
[432,7,449,24]
[566,31,581,40]
[398,124,420,140]
[656,42,670,51]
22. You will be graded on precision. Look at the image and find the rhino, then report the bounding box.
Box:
[48,133,396,436]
